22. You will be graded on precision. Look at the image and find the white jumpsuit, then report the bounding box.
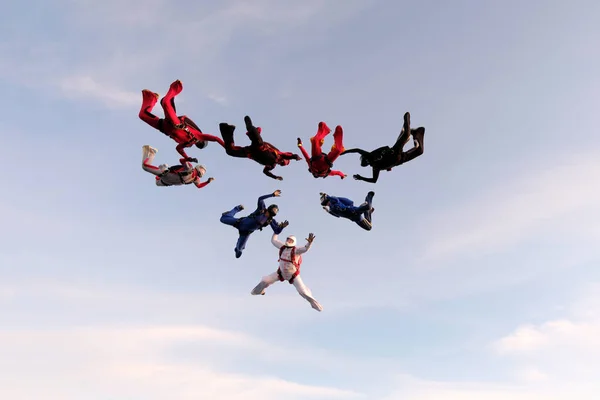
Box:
[251,233,323,312]
[141,145,206,187]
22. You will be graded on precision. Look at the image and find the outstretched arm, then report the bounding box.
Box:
[341,148,369,156]
[175,143,192,160]
[194,177,214,189]
[353,167,380,183]
[297,139,311,167]
[256,191,279,210]
[328,169,347,179]
[263,165,282,180]
[270,218,288,234]
[295,233,315,255]
[271,233,284,249]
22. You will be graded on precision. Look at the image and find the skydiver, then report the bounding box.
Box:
[220,190,289,258]
[296,122,347,179]
[141,145,215,188]
[319,191,375,231]
[340,112,424,183]
[218,116,302,180]
[138,80,225,161]
[251,232,323,312]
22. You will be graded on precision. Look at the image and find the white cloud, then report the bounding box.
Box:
[1,0,371,108]
[0,325,363,400]
[417,152,600,263]
[58,75,140,108]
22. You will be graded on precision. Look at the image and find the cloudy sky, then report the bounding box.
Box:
[1,0,600,399]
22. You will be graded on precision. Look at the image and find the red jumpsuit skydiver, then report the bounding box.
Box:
[297,122,347,179]
[138,80,225,161]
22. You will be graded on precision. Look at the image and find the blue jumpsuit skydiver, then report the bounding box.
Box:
[319,191,375,231]
[220,190,289,258]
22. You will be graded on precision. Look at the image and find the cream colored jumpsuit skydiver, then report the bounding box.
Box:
[141,144,213,188]
[251,233,323,312]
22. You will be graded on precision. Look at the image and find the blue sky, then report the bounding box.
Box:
[1,0,600,398]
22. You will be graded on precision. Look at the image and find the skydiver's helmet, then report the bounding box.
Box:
[267,204,278,216]
[285,235,297,247]
[320,192,329,206]
[195,165,206,177]
[195,140,207,149]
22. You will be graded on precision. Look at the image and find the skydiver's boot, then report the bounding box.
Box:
[219,123,236,146]
[402,127,425,163]
[139,90,161,128]
[141,145,158,163]
[327,125,345,160]
[160,80,183,126]
[364,191,375,223]
[411,127,425,153]
[310,122,330,155]
[355,217,372,231]
[251,281,268,295]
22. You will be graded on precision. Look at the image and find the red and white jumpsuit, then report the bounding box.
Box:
[141,145,212,188]
[251,233,323,311]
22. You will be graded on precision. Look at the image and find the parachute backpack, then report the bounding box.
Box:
[277,245,302,284]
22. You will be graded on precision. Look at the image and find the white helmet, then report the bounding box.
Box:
[195,165,206,177]
[285,235,297,247]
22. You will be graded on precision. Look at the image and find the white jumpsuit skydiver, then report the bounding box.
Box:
[141,144,213,188]
[251,233,323,312]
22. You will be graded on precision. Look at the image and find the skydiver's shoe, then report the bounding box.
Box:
[141,90,159,110]
[411,127,425,151]
[235,248,242,258]
[219,123,236,144]
[318,121,331,134]
[403,111,410,128]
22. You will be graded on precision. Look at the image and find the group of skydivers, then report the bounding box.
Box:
[139,80,426,311]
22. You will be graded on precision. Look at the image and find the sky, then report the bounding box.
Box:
[1,0,600,398]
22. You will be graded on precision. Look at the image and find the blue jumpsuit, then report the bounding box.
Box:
[323,192,374,231]
[220,193,285,258]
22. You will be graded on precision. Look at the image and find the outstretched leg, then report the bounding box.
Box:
[326,125,345,162]
[363,191,375,223]
[251,272,280,295]
[310,122,331,157]
[401,127,425,164]
[141,145,167,176]
[220,205,243,226]
[219,123,250,158]
[235,233,251,258]
[160,80,184,126]
[139,90,162,130]
[391,112,412,152]
[292,276,323,311]
[354,217,373,231]
[244,116,264,146]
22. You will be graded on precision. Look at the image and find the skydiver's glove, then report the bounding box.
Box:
[280,220,289,229]
[185,157,198,163]
[306,233,315,243]
[208,177,215,183]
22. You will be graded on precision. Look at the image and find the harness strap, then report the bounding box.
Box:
[277,246,301,284]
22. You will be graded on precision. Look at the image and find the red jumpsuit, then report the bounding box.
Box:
[297,122,346,179]
[138,80,225,160]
